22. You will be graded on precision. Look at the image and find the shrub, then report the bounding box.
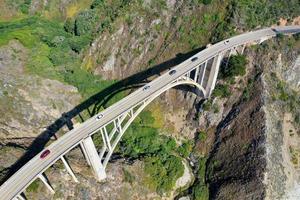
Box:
[178,140,194,157]
[19,0,31,14]
[144,155,184,193]
[202,100,212,111]
[193,184,209,200]
[198,131,207,142]
[64,18,75,34]
[212,84,230,98]
[27,180,39,192]
[220,54,247,79]
[191,157,209,200]
[68,35,92,52]
[74,10,98,36]
[202,0,213,5]
[48,47,76,66]
[91,0,105,9]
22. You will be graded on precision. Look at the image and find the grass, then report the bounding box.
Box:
[27,180,40,193]
[0,17,123,101]
[66,0,93,18]
[270,73,300,127]
[197,131,207,142]
[212,84,230,98]
[123,168,135,184]
[177,2,228,50]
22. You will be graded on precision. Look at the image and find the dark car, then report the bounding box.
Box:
[40,149,51,159]
[169,70,176,75]
[143,85,150,91]
[224,40,229,45]
[191,57,198,62]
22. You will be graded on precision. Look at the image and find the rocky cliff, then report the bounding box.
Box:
[206,37,300,199]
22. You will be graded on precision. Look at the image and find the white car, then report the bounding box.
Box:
[96,114,104,121]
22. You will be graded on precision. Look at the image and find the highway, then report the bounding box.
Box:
[0,26,299,200]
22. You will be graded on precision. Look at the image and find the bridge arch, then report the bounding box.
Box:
[100,78,206,167]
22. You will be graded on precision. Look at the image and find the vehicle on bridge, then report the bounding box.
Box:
[96,114,104,121]
[143,85,150,91]
[169,70,176,75]
[40,150,51,159]
[191,57,198,62]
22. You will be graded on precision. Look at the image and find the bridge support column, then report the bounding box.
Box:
[14,194,26,200]
[199,61,208,85]
[206,53,224,97]
[61,156,79,183]
[38,174,55,194]
[81,136,106,181]
[80,142,91,166]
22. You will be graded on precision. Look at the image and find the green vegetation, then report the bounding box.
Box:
[220,54,247,80]
[119,110,185,193]
[0,17,123,102]
[212,0,300,42]
[270,73,300,127]
[20,0,32,14]
[123,168,135,184]
[191,157,209,200]
[241,78,254,101]
[289,146,299,165]
[74,10,98,36]
[202,0,213,5]
[27,180,39,193]
[144,155,184,193]
[202,99,212,111]
[212,84,230,98]
[178,140,194,157]
[197,131,207,142]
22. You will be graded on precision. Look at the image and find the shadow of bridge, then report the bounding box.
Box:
[0,46,206,185]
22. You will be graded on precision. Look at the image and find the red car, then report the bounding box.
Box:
[40,149,51,159]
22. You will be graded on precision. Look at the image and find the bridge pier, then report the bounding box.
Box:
[199,61,208,86]
[38,174,55,194]
[80,142,91,166]
[13,194,26,200]
[206,53,224,97]
[81,136,106,181]
[61,156,79,183]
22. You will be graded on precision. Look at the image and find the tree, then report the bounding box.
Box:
[64,18,75,34]
[220,54,247,79]
[74,10,97,36]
